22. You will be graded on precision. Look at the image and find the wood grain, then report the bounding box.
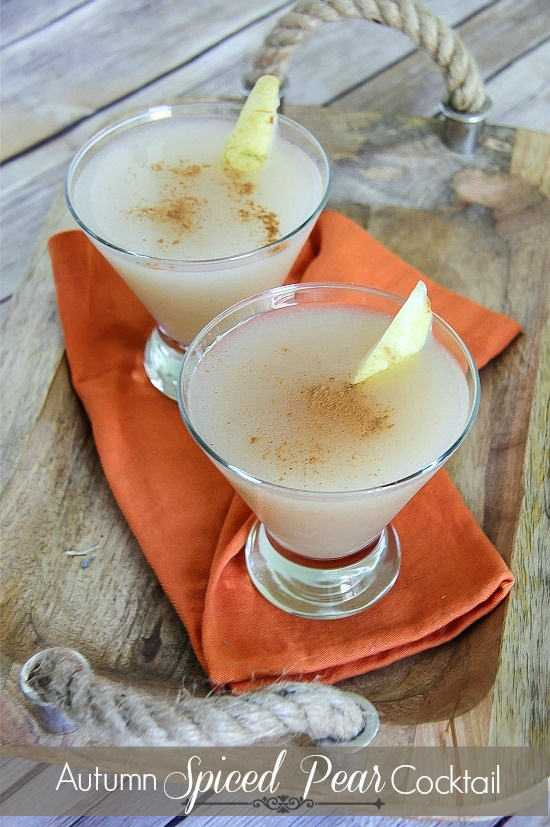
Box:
[1,26,549,827]
[489,303,549,749]
[2,0,549,301]
[488,40,550,133]
[0,0,87,47]
[1,106,547,752]
[334,0,549,114]
[0,0,293,160]
[1,4,548,825]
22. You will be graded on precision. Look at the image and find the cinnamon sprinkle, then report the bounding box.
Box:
[126,159,281,249]
[252,378,394,475]
[238,204,280,245]
[223,164,280,245]
[169,162,203,179]
[301,381,393,440]
[129,194,204,234]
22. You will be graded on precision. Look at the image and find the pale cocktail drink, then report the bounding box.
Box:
[66,104,331,398]
[187,302,470,555]
[178,284,479,619]
[69,109,327,343]
[179,284,480,617]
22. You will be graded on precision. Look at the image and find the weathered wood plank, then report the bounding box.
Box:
[0,193,70,497]
[0,0,496,160]
[1,155,74,301]
[0,351,201,683]
[510,128,550,198]
[2,0,546,301]
[1,108,547,751]
[0,0,495,169]
[488,299,549,748]
[3,0,532,164]
[0,0,88,47]
[246,0,492,105]
[0,0,293,161]
[0,8,288,300]
[489,40,550,133]
[334,0,549,121]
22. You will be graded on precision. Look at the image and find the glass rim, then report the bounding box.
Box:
[178,282,481,498]
[64,101,332,267]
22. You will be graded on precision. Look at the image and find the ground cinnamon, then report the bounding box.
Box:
[251,378,394,478]
[301,380,393,440]
[130,194,205,239]
[126,159,281,250]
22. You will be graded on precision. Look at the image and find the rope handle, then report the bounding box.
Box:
[244,0,492,151]
[19,647,379,747]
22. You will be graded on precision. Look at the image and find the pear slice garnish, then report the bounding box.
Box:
[352,281,433,384]
[224,75,281,173]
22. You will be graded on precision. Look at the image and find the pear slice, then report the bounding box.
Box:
[352,280,433,384]
[224,75,281,173]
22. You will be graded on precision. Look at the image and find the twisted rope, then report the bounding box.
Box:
[245,0,486,112]
[20,648,378,746]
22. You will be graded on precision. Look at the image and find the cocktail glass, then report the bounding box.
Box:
[178,283,480,619]
[65,103,331,399]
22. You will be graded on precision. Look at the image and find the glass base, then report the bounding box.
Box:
[245,522,401,619]
[143,327,187,400]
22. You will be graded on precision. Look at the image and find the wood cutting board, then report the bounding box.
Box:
[1,104,548,749]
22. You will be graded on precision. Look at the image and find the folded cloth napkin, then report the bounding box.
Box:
[49,210,520,690]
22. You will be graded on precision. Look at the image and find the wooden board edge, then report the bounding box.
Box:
[489,296,549,747]
[511,128,550,197]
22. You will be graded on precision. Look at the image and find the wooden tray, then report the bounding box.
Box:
[1,104,548,748]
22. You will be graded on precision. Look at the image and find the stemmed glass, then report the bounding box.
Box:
[65,103,331,399]
[178,283,480,619]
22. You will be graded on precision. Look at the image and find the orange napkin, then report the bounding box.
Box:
[49,210,520,690]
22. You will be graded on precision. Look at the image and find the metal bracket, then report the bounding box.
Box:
[439,96,493,154]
